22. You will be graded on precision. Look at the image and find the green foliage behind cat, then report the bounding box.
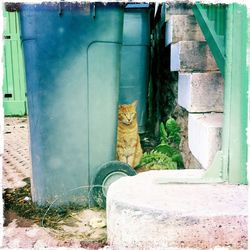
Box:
[137,117,183,170]
[157,118,183,168]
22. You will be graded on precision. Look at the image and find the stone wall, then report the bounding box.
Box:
[148,3,201,168]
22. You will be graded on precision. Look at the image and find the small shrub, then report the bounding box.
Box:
[160,117,181,146]
[155,143,183,168]
[138,117,184,170]
[137,150,177,170]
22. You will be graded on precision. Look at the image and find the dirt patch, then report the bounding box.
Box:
[3,177,108,247]
[52,209,107,243]
[3,178,89,228]
[3,209,108,249]
[4,210,34,227]
[80,240,107,250]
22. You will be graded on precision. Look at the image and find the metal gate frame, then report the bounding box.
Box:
[193,3,248,184]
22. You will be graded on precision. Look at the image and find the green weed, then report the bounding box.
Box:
[137,117,184,170]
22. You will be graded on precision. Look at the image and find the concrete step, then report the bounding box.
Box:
[188,113,223,169]
[165,15,205,46]
[171,41,219,72]
[178,72,224,112]
[107,171,247,250]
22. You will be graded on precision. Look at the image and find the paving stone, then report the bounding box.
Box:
[178,72,224,112]
[3,117,31,189]
[33,239,48,248]
[7,238,21,248]
[165,15,205,46]
[26,227,40,238]
[171,41,218,72]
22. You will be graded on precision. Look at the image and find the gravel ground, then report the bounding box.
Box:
[2,117,109,249]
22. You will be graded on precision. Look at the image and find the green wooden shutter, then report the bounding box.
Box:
[3,9,27,116]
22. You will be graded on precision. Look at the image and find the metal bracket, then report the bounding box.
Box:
[155,151,225,184]
[202,150,224,180]
[192,3,226,76]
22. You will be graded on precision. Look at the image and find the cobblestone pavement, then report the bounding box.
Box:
[3,117,31,190]
[2,117,109,249]
[2,220,84,249]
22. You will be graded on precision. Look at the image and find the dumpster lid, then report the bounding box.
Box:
[125,3,150,9]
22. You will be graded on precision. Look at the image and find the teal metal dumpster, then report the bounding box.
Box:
[119,4,151,133]
[19,2,124,206]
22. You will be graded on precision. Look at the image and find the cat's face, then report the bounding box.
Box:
[118,101,137,125]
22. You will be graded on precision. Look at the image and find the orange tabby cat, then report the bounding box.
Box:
[116,101,143,168]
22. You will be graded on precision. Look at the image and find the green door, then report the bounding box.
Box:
[3,9,27,116]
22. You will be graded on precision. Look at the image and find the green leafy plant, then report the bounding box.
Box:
[155,143,183,168]
[137,150,177,170]
[158,117,183,168]
[160,117,181,146]
[137,117,183,171]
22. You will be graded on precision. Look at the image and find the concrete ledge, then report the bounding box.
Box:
[165,15,205,46]
[107,171,247,250]
[171,41,218,72]
[188,113,223,169]
[178,72,224,112]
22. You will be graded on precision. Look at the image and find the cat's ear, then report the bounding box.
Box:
[132,100,138,107]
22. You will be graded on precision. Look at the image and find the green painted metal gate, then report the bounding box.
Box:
[3,9,27,116]
[193,3,248,184]
[159,3,248,186]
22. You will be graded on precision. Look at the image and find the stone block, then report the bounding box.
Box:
[165,15,205,46]
[188,113,223,169]
[107,171,247,250]
[171,41,219,72]
[178,72,224,112]
[164,3,193,21]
